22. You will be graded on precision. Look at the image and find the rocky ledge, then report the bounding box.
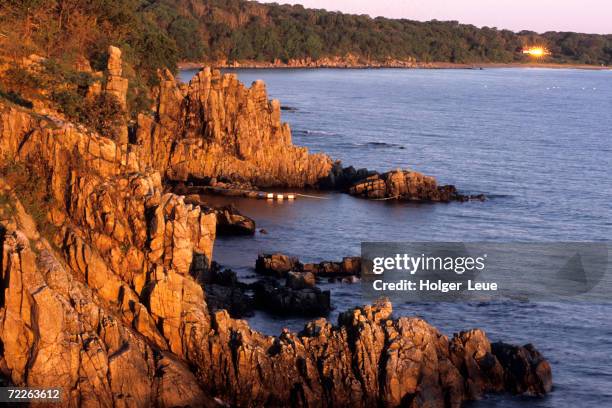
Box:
[323,164,486,202]
[256,253,362,278]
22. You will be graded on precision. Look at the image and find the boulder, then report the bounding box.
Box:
[182,196,256,236]
[258,253,362,278]
[286,271,316,289]
[349,169,463,202]
[215,205,256,235]
[322,164,485,203]
[342,256,362,275]
[492,342,553,396]
[255,253,301,277]
[303,259,361,277]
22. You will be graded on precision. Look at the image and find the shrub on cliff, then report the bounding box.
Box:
[0,158,58,241]
[52,91,125,140]
[0,0,179,83]
[80,94,126,140]
[0,66,42,106]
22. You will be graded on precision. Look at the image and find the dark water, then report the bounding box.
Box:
[179,68,612,407]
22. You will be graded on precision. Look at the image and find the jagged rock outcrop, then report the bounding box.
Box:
[323,164,483,202]
[0,52,549,407]
[105,46,128,108]
[349,170,461,202]
[0,101,216,368]
[136,67,333,187]
[257,253,362,277]
[0,182,215,407]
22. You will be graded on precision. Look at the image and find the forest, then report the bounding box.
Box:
[2,0,611,74]
[157,0,612,65]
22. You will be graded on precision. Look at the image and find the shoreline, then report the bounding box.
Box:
[178,60,611,71]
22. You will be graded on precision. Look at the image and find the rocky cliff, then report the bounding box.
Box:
[0,46,550,407]
[135,67,332,188]
[85,45,467,201]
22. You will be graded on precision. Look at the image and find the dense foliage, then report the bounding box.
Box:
[153,0,612,65]
[0,0,164,123]
[1,0,611,73]
[0,0,178,77]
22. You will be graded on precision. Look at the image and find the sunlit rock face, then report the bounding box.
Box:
[104,45,129,144]
[136,68,333,188]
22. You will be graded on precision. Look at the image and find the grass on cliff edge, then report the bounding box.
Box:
[0,60,132,140]
[0,158,58,242]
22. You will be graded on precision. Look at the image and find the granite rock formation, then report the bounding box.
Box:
[136,67,333,188]
[0,45,548,407]
[324,164,484,202]
[0,180,215,407]
[257,253,362,277]
[104,45,129,144]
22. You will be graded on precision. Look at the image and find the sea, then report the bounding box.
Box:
[179,67,612,407]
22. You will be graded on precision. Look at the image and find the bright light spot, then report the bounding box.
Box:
[522,47,550,57]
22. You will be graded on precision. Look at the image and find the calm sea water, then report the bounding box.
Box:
[179,68,612,407]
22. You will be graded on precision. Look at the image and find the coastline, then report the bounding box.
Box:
[178,60,611,71]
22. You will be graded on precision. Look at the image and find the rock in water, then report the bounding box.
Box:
[323,164,484,202]
[492,342,553,396]
[349,169,462,202]
[258,253,362,277]
[286,271,317,289]
[255,253,301,277]
[215,205,256,235]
